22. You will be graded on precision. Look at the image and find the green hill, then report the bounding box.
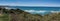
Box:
[0,7,60,21]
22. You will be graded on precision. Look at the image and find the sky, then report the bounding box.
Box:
[0,0,60,7]
[0,0,60,15]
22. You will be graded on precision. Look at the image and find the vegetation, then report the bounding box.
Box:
[0,7,60,21]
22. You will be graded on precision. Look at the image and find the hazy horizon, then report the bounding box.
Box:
[0,0,60,7]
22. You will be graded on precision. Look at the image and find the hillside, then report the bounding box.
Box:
[0,7,60,21]
[43,13,60,21]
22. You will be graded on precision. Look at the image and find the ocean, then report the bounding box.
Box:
[7,6,60,15]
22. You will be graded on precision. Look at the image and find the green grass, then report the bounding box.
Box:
[0,14,9,21]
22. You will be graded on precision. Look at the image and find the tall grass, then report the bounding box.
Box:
[0,14,9,21]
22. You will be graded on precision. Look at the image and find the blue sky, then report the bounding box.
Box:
[0,0,60,7]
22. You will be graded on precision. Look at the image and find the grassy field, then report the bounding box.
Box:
[0,13,60,21]
[0,14,9,21]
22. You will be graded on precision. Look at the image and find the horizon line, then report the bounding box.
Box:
[0,5,60,7]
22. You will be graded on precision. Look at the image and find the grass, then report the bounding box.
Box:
[0,13,60,21]
[0,14,9,21]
